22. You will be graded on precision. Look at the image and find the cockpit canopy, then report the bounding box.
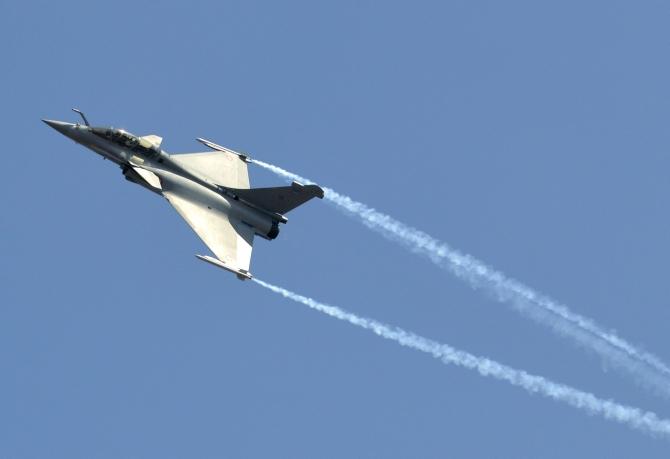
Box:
[91,127,161,158]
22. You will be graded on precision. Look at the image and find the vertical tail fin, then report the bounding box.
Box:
[225,181,324,215]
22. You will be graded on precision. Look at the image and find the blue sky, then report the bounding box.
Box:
[3,1,670,457]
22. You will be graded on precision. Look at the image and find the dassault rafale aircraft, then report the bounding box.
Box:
[43,109,323,280]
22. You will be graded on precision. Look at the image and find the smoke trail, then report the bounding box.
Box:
[253,277,670,439]
[251,159,670,396]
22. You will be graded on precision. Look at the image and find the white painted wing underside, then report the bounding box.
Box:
[163,191,254,271]
[170,151,250,189]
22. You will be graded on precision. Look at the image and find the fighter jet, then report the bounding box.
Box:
[43,109,323,280]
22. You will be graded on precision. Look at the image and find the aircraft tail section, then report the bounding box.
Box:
[227,181,324,216]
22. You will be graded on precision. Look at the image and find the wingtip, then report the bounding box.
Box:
[196,137,252,163]
[195,254,253,280]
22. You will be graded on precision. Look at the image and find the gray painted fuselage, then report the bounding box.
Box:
[43,119,278,240]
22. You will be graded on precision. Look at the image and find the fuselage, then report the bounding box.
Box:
[43,119,281,240]
[45,121,216,188]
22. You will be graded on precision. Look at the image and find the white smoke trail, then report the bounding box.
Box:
[252,159,670,396]
[253,277,670,439]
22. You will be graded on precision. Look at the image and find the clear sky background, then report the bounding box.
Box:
[2,1,670,457]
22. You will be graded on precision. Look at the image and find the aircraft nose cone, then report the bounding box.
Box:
[42,119,76,135]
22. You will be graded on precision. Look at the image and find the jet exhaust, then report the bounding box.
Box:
[253,277,670,439]
[251,159,670,398]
